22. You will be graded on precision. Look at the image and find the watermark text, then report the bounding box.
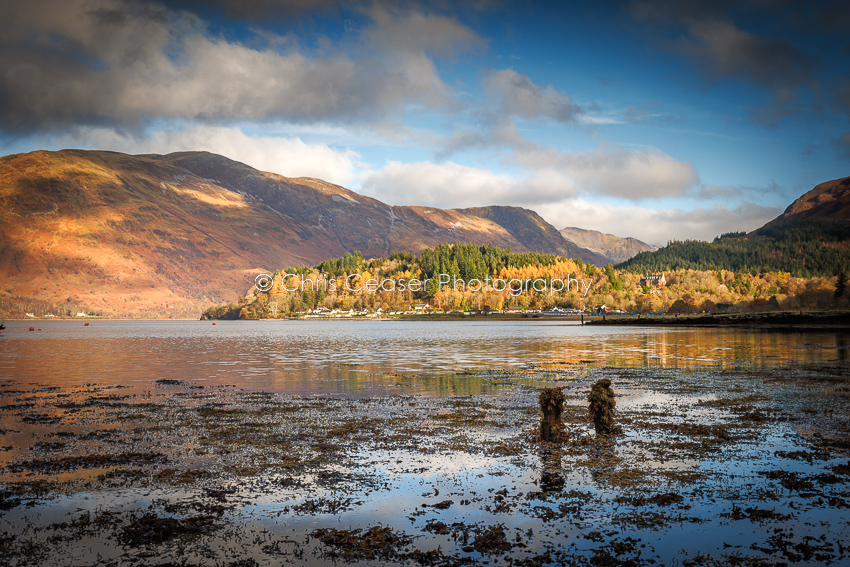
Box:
[255,273,594,297]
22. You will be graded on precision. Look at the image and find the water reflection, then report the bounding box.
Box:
[0,320,846,395]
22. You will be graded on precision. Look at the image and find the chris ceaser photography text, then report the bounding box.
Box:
[255,273,594,297]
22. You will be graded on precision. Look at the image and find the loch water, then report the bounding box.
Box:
[1,319,846,394]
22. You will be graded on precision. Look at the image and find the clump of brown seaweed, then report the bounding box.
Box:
[538,387,566,442]
[310,526,412,561]
[588,379,616,436]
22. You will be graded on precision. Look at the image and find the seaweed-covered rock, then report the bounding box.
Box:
[538,387,566,442]
[588,379,615,436]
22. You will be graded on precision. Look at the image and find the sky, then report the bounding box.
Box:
[1,0,848,246]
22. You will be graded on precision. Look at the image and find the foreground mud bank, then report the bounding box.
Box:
[1,362,849,566]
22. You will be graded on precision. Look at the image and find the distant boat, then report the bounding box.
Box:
[0,322,4,330]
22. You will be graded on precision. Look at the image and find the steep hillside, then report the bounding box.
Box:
[460,206,610,266]
[0,149,605,318]
[0,150,331,318]
[618,175,850,276]
[559,227,656,264]
[761,176,850,226]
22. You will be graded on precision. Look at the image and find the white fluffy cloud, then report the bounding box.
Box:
[28,125,361,186]
[360,160,577,208]
[537,198,781,246]
[513,144,700,201]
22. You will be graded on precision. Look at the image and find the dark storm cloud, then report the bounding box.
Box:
[155,0,502,21]
[837,133,850,159]
[628,0,850,125]
[673,18,815,91]
[0,0,484,133]
[158,0,343,20]
[837,81,850,118]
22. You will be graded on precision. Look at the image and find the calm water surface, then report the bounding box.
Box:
[1,319,847,394]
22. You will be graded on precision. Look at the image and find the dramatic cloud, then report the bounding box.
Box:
[512,144,700,201]
[0,0,483,132]
[537,199,782,246]
[676,19,815,89]
[2,0,842,246]
[676,18,814,126]
[160,0,342,19]
[435,71,678,161]
[629,0,827,125]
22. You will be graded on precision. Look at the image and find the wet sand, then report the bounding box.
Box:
[1,361,849,566]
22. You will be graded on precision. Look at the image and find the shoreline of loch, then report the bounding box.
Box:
[584,310,850,329]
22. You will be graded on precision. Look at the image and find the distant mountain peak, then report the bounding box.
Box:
[559,227,657,264]
[458,206,610,266]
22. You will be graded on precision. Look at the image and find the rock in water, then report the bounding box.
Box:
[588,379,615,436]
[538,387,566,442]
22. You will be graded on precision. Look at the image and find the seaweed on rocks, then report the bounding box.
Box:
[589,379,616,436]
[538,387,566,442]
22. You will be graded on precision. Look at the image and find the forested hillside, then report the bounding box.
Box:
[202,243,845,319]
[618,219,850,277]
[618,175,850,277]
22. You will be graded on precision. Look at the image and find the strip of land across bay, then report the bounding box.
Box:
[584,310,850,328]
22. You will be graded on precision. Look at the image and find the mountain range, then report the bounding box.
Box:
[1,149,620,318]
[4,149,843,318]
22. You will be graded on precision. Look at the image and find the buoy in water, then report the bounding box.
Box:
[29,327,35,331]
[84,322,89,326]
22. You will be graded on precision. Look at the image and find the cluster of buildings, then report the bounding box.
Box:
[301,305,434,318]
[294,273,667,318]
[640,273,667,288]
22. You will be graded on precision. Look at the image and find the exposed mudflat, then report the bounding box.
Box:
[1,361,849,566]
